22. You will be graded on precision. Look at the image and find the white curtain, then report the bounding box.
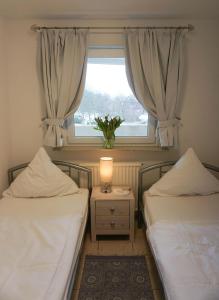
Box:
[40,29,88,147]
[125,29,186,147]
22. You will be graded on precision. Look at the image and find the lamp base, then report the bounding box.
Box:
[100,183,112,193]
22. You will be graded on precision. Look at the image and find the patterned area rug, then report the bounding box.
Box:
[78,255,154,300]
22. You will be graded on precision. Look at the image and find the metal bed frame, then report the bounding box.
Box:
[7,160,92,300]
[138,161,219,228]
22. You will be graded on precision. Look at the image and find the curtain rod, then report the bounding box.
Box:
[31,24,194,32]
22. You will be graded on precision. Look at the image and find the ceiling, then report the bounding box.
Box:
[0,0,219,19]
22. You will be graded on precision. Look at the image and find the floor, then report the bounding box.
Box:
[72,224,165,300]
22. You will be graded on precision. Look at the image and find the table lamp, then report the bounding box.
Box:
[100,157,113,193]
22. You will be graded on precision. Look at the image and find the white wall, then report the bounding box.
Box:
[4,18,219,167]
[0,17,11,194]
[6,20,43,165]
[179,20,219,165]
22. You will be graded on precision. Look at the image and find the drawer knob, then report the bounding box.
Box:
[110,207,115,213]
[110,221,115,227]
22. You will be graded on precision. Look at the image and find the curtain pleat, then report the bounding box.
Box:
[125,29,186,147]
[40,29,88,147]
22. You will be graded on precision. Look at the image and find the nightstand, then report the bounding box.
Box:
[90,186,135,242]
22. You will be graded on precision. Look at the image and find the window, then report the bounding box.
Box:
[67,48,155,146]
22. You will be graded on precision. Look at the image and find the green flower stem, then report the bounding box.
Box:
[94,115,124,149]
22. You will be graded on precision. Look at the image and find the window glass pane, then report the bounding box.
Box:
[74,57,148,137]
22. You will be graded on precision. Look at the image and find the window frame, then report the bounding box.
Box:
[67,45,156,147]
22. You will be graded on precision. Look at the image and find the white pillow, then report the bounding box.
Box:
[3,147,79,198]
[148,148,219,196]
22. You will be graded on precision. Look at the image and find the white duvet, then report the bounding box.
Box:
[148,221,219,300]
[0,214,81,300]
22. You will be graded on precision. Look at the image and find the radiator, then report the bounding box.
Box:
[81,162,141,207]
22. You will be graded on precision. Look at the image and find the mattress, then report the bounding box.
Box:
[143,192,219,226]
[0,188,89,300]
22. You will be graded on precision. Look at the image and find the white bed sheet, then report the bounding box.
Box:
[0,188,88,218]
[143,192,219,300]
[144,192,219,225]
[148,221,219,300]
[63,205,88,300]
[0,188,88,300]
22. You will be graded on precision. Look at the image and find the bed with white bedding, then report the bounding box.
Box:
[0,149,92,300]
[138,149,219,300]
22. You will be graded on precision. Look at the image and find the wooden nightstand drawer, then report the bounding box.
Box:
[96,200,129,216]
[96,216,129,230]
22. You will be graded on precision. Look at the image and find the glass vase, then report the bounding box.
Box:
[103,137,115,149]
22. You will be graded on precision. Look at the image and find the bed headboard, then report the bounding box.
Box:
[8,160,92,193]
[138,161,219,227]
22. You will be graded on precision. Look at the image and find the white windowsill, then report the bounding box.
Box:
[61,143,166,152]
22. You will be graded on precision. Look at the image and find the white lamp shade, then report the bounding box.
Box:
[100,157,113,183]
